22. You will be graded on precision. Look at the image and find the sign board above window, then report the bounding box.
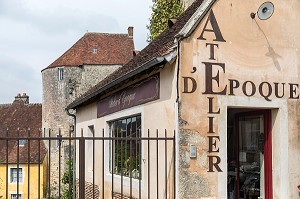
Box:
[97,73,160,118]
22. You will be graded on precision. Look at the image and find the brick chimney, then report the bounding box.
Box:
[128,26,133,38]
[14,93,29,104]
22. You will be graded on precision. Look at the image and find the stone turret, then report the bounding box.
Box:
[41,28,136,195]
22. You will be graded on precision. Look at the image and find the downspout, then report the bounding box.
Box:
[66,108,76,199]
[175,37,182,199]
[176,39,181,103]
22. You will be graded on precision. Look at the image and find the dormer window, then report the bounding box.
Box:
[58,68,64,81]
[19,139,26,147]
[92,48,97,54]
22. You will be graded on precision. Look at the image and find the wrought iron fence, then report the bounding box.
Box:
[0,128,176,199]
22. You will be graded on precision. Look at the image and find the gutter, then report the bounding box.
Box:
[67,56,166,109]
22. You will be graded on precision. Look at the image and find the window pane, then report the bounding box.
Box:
[11,194,21,199]
[10,168,22,183]
[110,115,141,179]
[19,139,26,146]
[58,68,64,80]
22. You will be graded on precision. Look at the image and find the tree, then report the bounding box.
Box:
[147,0,184,42]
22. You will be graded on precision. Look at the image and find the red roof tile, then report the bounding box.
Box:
[0,100,46,164]
[44,32,135,70]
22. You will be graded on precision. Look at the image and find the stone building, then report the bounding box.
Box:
[41,27,136,192]
[68,0,300,198]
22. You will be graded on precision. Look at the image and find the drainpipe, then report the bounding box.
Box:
[175,37,182,199]
[66,108,76,199]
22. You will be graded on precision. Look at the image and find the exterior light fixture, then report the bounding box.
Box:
[250,2,275,20]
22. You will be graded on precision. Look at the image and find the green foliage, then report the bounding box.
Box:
[147,0,184,42]
[114,142,140,179]
[62,160,73,199]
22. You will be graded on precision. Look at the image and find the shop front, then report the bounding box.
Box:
[178,0,300,198]
[68,0,300,198]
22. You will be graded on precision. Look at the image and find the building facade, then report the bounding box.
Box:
[68,0,300,198]
[42,28,136,188]
[0,94,47,199]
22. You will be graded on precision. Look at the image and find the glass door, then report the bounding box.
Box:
[238,115,264,199]
[227,109,272,199]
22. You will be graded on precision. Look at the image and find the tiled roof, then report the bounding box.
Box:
[43,32,135,70]
[68,0,205,109]
[0,100,46,164]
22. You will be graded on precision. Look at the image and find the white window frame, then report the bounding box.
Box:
[10,193,22,199]
[104,107,144,190]
[9,166,24,184]
[108,114,142,179]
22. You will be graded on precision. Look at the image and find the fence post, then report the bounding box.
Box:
[79,129,85,199]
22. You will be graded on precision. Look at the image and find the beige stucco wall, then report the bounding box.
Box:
[75,61,178,198]
[179,0,300,198]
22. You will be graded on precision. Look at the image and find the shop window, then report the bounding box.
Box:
[109,115,141,179]
[10,168,23,183]
[58,68,64,81]
[11,194,22,199]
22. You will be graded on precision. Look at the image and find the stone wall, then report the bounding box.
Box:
[42,64,120,193]
[78,65,121,97]
[42,64,121,138]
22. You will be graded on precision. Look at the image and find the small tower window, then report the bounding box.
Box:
[92,48,97,54]
[58,68,64,81]
[56,134,62,148]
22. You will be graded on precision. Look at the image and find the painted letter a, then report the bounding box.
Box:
[198,10,226,42]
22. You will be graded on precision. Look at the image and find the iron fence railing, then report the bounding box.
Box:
[0,129,175,199]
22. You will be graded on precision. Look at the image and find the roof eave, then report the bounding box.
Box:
[67,56,167,109]
[176,0,216,39]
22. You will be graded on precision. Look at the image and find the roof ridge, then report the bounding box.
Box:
[0,103,42,106]
[85,32,128,35]
[25,103,42,106]
[43,31,135,71]
[0,103,12,106]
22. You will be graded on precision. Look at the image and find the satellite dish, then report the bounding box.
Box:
[257,2,274,20]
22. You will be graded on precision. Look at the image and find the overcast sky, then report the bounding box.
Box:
[0,0,152,103]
